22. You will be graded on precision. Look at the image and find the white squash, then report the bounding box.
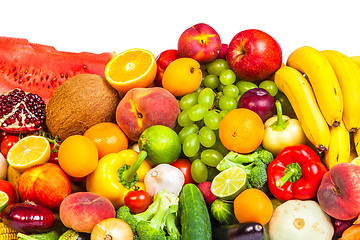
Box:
[269,200,334,240]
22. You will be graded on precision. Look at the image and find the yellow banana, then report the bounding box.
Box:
[324,122,350,169]
[274,66,330,152]
[349,132,358,162]
[287,46,343,127]
[353,130,360,157]
[350,56,360,68]
[321,50,360,132]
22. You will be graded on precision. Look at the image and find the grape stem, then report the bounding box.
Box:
[212,92,223,110]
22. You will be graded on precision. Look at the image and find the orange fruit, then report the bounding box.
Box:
[105,48,157,93]
[58,135,98,178]
[233,188,273,226]
[219,108,264,154]
[83,122,128,159]
[339,224,360,240]
[162,58,203,96]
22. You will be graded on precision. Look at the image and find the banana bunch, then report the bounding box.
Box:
[274,46,360,169]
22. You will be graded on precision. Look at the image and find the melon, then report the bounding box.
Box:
[0,36,114,103]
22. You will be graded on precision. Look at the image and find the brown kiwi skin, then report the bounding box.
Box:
[45,74,121,141]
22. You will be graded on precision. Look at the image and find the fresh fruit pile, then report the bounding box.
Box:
[0,22,360,240]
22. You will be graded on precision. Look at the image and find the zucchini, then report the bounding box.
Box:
[179,183,212,240]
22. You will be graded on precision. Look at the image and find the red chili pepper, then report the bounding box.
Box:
[267,144,328,201]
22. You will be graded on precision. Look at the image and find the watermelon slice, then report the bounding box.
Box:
[0,36,114,103]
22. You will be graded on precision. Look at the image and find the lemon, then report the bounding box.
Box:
[211,167,247,200]
[138,125,181,165]
[0,191,8,212]
[7,135,50,172]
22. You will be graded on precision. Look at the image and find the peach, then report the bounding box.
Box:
[116,87,180,141]
[317,163,360,220]
[178,23,221,64]
[59,192,116,233]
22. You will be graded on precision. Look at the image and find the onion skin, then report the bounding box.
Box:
[1,201,55,234]
[91,218,133,240]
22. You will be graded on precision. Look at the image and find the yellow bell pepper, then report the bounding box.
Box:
[262,101,307,156]
[86,149,151,209]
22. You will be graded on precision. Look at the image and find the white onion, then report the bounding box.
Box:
[91,218,133,240]
[144,164,185,197]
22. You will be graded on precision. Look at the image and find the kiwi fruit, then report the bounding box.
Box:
[45,74,120,141]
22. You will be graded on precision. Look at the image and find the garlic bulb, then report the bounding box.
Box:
[144,164,185,197]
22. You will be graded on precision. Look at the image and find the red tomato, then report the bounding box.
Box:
[124,190,151,214]
[0,135,18,158]
[0,131,16,145]
[171,158,195,185]
[0,180,18,205]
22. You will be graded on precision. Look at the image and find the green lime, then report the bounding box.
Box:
[138,125,181,165]
[0,191,9,212]
[210,167,247,200]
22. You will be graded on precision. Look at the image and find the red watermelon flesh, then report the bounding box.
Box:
[0,36,114,103]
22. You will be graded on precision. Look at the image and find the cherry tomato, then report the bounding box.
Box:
[0,136,18,158]
[0,131,16,145]
[0,180,18,205]
[171,158,195,185]
[124,190,151,214]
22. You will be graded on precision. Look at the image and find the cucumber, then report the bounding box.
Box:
[179,183,212,240]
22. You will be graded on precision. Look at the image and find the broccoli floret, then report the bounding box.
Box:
[135,190,180,240]
[136,221,167,240]
[117,189,181,240]
[216,148,273,190]
[255,148,274,165]
[165,213,181,240]
[249,165,268,189]
[116,205,139,235]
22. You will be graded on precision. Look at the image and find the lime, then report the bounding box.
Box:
[211,167,247,200]
[0,191,9,212]
[138,125,181,165]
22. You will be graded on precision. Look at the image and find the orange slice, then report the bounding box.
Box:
[7,135,50,172]
[105,48,157,93]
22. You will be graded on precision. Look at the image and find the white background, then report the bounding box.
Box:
[1,0,359,62]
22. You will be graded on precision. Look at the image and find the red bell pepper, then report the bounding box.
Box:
[267,144,328,201]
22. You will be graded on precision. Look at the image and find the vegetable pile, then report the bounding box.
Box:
[1,22,360,240]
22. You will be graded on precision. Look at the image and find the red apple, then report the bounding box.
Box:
[317,163,360,220]
[226,29,282,82]
[18,163,71,211]
[218,43,228,60]
[155,49,180,87]
[178,23,221,64]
